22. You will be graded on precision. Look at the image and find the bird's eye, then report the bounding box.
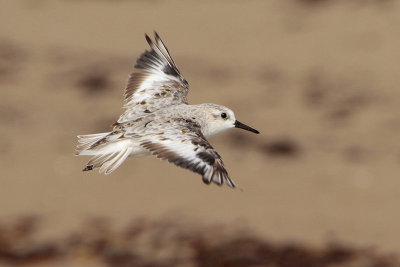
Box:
[221,113,227,119]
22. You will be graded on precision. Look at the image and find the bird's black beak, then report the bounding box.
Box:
[234,120,260,134]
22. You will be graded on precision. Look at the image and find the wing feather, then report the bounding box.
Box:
[118,32,189,124]
[139,120,236,188]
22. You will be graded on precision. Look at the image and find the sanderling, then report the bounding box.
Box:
[76,32,259,187]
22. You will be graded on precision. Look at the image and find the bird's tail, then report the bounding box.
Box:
[75,132,132,175]
[76,132,110,155]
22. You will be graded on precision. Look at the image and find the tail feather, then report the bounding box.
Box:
[76,132,110,155]
[86,151,116,169]
[76,132,133,174]
[99,147,132,175]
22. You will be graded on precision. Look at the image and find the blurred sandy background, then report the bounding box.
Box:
[1,0,400,265]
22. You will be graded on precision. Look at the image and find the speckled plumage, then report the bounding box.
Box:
[76,32,259,188]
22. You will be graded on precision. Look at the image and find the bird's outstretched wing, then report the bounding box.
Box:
[136,118,236,188]
[117,32,189,124]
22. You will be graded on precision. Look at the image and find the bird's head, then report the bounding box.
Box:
[201,104,259,138]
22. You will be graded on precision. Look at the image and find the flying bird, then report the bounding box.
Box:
[76,32,259,188]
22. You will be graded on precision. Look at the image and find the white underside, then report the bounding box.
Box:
[129,143,152,157]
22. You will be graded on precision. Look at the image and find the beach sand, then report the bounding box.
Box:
[1,0,400,263]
